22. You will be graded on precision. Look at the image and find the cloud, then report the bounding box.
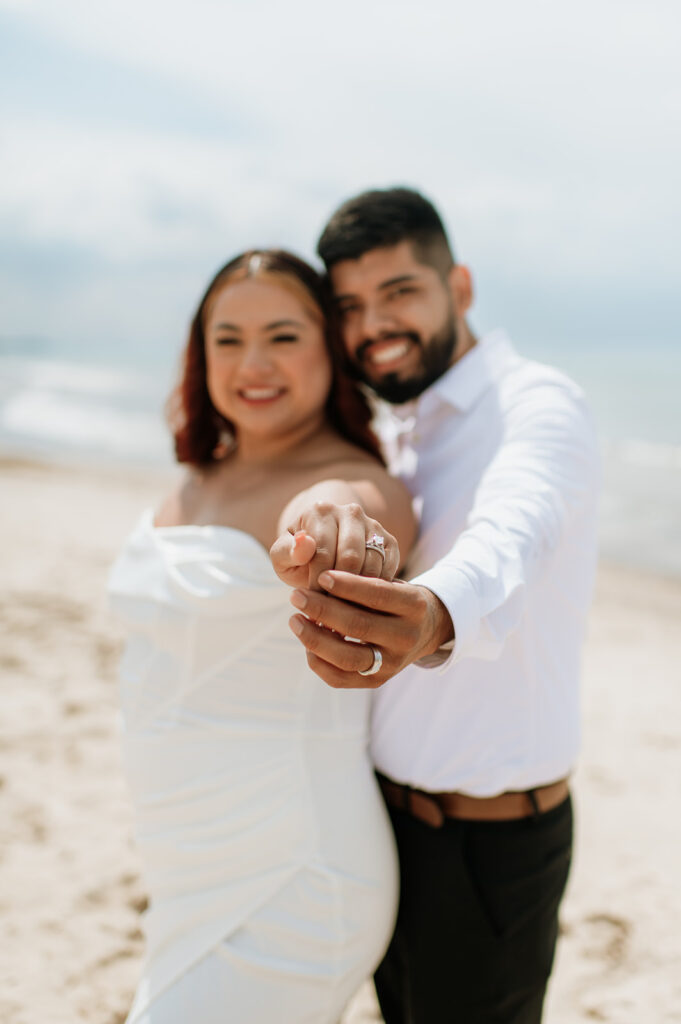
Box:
[0,10,253,139]
[1,0,680,349]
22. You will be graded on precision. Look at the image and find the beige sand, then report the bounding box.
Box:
[1,457,680,1024]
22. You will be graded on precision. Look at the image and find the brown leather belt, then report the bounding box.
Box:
[377,773,570,828]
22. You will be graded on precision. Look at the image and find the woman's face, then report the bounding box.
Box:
[204,276,333,450]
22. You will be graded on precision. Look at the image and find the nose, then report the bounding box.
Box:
[238,343,275,378]
[359,301,394,340]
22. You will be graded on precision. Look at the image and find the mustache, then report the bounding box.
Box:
[354,332,421,365]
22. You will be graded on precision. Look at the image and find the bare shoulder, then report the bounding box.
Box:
[290,432,392,489]
[294,437,417,554]
[339,457,417,549]
[319,440,411,505]
[152,469,204,527]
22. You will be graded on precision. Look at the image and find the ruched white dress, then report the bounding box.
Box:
[108,511,398,1024]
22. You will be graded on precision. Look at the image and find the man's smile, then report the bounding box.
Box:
[357,336,419,375]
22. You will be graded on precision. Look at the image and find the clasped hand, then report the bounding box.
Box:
[270,502,454,689]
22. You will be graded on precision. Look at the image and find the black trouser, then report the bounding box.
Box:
[374,794,573,1024]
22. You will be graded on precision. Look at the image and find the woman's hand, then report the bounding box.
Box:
[270,501,400,591]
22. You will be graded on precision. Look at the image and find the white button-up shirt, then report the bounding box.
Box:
[371,330,600,796]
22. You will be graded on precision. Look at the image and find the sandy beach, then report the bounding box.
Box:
[1,455,680,1024]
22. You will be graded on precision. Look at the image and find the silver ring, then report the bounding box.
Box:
[365,533,386,562]
[358,645,383,676]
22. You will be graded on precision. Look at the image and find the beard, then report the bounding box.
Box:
[352,314,458,405]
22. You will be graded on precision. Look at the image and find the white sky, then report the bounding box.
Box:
[1,0,680,354]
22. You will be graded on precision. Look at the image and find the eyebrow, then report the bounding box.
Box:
[335,274,420,302]
[265,319,305,330]
[378,274,419,291]
[212,319,304,331]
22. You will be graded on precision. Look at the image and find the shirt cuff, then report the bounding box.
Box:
[411,564,480,667]
[415,636,455,670]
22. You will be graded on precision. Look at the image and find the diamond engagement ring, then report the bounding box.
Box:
[358,645,383,676]
[365,533,386,562]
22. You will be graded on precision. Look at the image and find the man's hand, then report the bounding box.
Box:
[288,571,455,688]
[270,502,400,591]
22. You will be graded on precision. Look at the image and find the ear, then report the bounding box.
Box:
[446,265,474,316]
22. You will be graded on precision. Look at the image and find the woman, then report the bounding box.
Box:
[108,250,416,1023]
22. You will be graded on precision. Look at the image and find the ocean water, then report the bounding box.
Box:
[1,335,680,577]
[523,341,681,578]
[0,337,176,466]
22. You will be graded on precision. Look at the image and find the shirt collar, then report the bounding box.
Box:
[414,329,517,419]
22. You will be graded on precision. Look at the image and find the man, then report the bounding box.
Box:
[281,188,600,1022]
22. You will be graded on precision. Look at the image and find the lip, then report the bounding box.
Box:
[236,387,286,405]
[362,338,414,373]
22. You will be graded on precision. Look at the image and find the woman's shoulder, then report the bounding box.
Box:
[152,468,206,528]
[293,430,407,496]
[278,433,417,564]
[299,431,415,516]
[297,430,379,473]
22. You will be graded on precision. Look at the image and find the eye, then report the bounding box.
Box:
[214,335,240,346]
[389,285,415,300]
[272,333,299,344]
[337,303,359,318]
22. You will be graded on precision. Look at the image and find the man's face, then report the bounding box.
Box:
[329,240,457,403]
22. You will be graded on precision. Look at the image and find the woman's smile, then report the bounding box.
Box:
[236,386,287,405]
[204,276,332,457]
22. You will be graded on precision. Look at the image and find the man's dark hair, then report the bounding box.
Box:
[317,187,455,280]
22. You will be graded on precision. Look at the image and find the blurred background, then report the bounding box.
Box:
[1,5,681,1023]
[1,0,680,574]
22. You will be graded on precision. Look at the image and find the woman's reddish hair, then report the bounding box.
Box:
[166,249,384,465]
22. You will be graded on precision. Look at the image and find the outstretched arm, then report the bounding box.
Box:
[286,379,599,688]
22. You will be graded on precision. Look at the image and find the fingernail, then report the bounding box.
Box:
[318,572,334,590]
[289,616,304,636]
[290,590,307,610]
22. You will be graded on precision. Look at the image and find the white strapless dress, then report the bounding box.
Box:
[108,512,398,1024]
